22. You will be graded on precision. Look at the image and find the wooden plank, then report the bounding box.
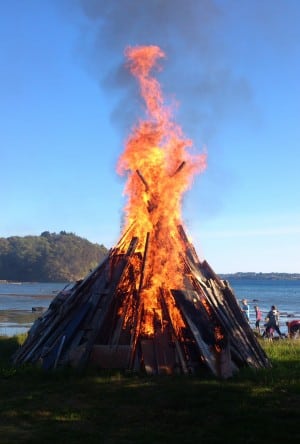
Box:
[217,340,236,379]
[180,306,218,377]
[159,289,189,374]
[90,345,131,369]
[140,339,157,375]
[177,224,202,266]
[76,236,140,370]
[128,233,150,369]
[128,303,144,370]
[153,329,176,375]
[137,232,150,294]
[209,280,270,367]
[41,301,92,369]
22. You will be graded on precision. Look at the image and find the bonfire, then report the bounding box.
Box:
[13,46,270,377]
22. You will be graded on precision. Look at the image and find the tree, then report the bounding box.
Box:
[0,232,108,282]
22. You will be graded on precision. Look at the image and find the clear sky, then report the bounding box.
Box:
[1,0,299,273]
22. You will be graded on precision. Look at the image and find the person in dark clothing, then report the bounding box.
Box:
[241,299,250,323]
[265,305,283,338]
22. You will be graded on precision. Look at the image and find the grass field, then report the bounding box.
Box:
[0,335,299,444]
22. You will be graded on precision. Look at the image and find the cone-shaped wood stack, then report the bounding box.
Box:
[13,46,270,377]
[13,223,270,377]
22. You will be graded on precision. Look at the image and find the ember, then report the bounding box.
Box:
[13,46,270,377]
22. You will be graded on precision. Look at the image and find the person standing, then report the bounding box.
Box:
[254,305,262,334]
[241,299,250,323]
[265,305,284,338]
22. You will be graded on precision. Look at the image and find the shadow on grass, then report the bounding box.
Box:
[0,335,23,364]
[0,336,300,444]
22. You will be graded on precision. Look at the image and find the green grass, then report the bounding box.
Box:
[0,336,299,444]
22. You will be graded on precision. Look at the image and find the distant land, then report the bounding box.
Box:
[219,272,300,281]
[1,272,299,284]
[0,232,299,282]
[0,232,108,282]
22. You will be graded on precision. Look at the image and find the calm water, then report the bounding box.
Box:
[227,278,300,332]
[0,282,67,336]
[0,279,299,336]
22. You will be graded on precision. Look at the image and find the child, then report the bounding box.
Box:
[254,305,262,334]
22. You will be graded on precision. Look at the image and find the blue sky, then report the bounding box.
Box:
[1,0,299,273]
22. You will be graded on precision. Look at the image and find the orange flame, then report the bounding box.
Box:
[117,45,207,335]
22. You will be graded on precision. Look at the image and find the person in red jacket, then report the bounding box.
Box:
[286,320,300,338]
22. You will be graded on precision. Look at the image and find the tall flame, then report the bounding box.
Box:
[117,45,207,335]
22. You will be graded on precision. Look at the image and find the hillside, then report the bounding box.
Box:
[0,231,108,282]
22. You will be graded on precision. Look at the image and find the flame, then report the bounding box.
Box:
[117,45,207,335]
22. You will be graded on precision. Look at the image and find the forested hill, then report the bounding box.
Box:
[0,232,108,282]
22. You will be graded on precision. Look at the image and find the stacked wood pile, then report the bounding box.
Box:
[12,225,270,378]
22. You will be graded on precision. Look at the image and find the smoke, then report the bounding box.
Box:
[66,0,255,143]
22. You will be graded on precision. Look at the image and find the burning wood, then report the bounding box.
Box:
[170,161,186,177]
[12,45,270,377]
[136,169,149,191]
[12,225,269,377]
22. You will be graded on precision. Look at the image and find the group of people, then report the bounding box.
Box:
[240,299,285,339]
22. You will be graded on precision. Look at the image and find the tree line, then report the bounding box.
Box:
[219,272,300,280]
[0,231,108,282]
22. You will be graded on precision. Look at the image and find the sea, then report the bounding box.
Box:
[0,282,68,337]
[0,279,299,337]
